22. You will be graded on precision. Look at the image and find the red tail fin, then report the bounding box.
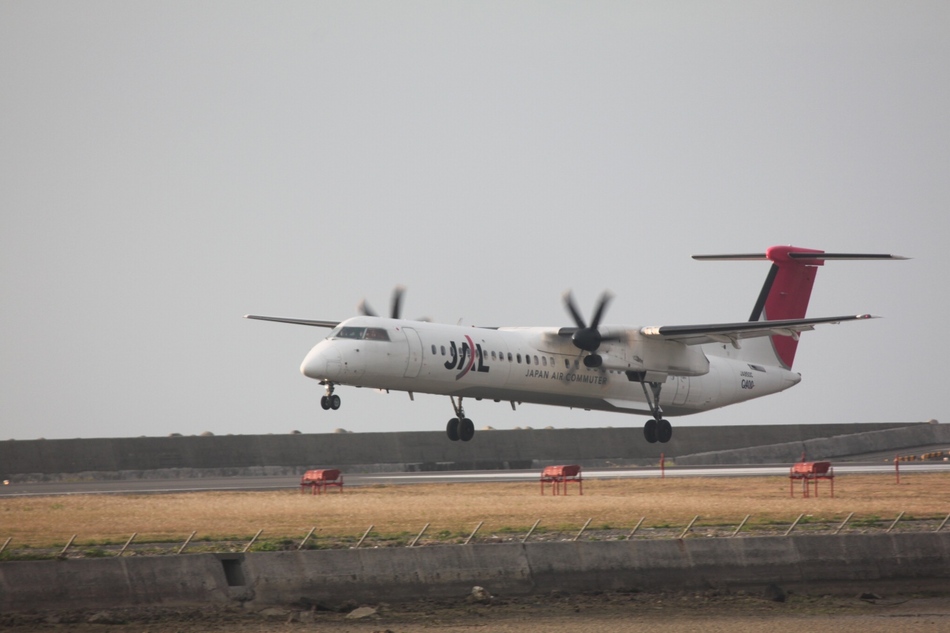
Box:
[750,246,825,368]
[694,246,906,369]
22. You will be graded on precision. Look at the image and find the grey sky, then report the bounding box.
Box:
[1,2,947,440]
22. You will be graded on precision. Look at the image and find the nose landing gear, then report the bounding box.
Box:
[319,382,341,410]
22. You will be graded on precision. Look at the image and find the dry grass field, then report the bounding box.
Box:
[2,473,949,554]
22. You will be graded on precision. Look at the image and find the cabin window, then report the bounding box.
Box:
[541,356,547,366]
[491,351,497,360]
[507,353,513,362]
[533,355,539,365]
[441,345,446,355]
[431,345,436,354]
[516,354,522,363]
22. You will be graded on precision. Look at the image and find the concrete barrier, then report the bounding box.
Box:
[678,423,950,465]
[0,422,924,479]
[0,554,229,612]
[3,533,949,613]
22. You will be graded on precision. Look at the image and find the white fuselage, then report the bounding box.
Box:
[300,316,802,417]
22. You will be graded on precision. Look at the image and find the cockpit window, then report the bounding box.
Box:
[331,326,390,341]
[363,327,390,341]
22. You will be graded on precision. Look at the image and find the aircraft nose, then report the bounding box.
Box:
[300,344,340,379]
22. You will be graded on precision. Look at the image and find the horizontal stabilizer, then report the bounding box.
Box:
[693,252,908,262]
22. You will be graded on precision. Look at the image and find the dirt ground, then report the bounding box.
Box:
[4,589,950,633]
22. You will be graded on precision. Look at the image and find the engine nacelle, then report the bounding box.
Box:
[602,330,710,377]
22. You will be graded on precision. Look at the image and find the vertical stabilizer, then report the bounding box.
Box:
[751,245,824,368]
[693,246,906,369]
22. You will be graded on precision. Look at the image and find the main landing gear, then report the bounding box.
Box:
[640,381,672,444]
[319,382,341,411]
[446,397,475,442]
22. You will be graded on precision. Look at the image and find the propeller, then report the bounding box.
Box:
[562,290,615,367]
[358,286,429,321]
[358,285,405,319]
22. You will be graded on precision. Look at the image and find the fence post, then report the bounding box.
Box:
[626,517,646,540]
[0,537,11,555]
[833,512,854,535]
[117,533,136,556]
[936,513,950,533]
[574,518,592,542]
[177,531,196,555]
[59,534,77,558]
[522,519,541,543]
[886,511,905,534]
[298,527,316,550]
[678,516,699,539]
[731,515,750,538]
[408,523,429,548]
[243,529,263,552]
[464,521,483,545]
[354,525,374,549]
[784,514,804,536]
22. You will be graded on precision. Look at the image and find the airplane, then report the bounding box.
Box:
[246,245,905,444]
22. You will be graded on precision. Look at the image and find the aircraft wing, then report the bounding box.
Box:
[639,314,876,346]
[244,315,339,328]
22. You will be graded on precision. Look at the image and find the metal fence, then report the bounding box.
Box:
[3,510,949,561]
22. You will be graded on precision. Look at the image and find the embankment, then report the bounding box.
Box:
[2,533,947,613]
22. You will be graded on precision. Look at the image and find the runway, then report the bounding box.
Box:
[3,461,948,497]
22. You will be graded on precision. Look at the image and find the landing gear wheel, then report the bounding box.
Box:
[446,418,460,442]
[321,383,338,411]
[639,381,667,444]
[446,397,473,442]
[459,418,475,442]
[643,419,658,444]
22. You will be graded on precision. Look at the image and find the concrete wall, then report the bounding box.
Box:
[678,423,950,465]
[0,554,230,612]
[0,422,923,478]
[3,533,949,613]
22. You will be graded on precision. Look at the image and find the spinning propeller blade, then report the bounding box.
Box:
[563,291,614,354]
[359,286,421,320]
